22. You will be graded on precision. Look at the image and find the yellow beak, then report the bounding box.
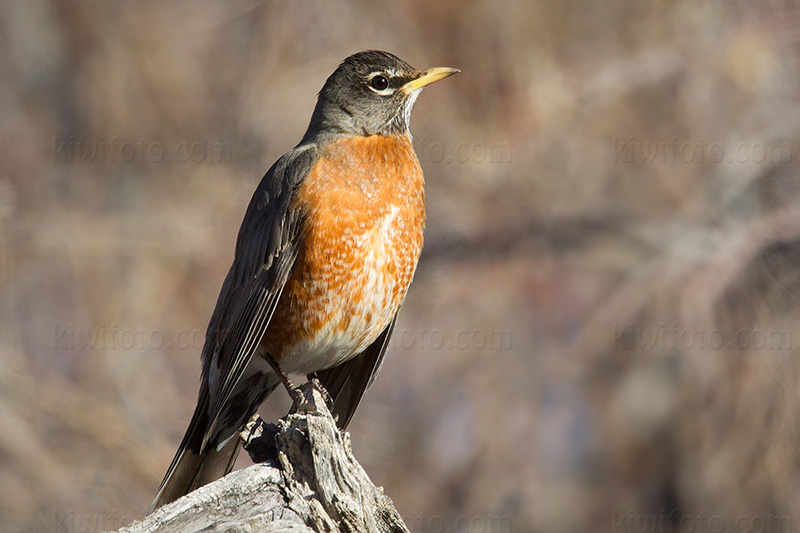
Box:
[402,66,460,93]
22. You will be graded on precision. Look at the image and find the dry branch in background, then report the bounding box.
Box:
[116,386,408,533]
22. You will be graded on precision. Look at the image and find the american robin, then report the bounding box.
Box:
[149,50,458,512]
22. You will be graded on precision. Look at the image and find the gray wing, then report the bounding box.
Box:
[312,313,399,430]
[199,144,318,446]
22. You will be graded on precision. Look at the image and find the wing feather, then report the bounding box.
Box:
[198,145,318,448]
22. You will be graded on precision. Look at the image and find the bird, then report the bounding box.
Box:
[149,50,458,513]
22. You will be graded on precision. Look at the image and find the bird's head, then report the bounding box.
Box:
[303,50,458,141]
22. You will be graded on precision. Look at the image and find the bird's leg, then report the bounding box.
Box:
[265,354,303,403]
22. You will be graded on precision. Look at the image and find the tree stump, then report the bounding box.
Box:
[116,386,409,533]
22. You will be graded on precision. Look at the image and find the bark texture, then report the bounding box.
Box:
[116,386,409,533]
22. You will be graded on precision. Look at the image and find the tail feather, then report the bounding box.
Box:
[148,435,239,514]
[149,369,281,514]
[148,389,242,514]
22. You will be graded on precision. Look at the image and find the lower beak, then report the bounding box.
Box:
[402,67,460,93]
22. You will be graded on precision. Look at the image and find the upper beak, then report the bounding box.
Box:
[402,66,460,93]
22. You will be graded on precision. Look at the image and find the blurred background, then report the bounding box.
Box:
[3,1,800,532]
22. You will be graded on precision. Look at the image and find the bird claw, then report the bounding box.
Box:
[287,385,304,404]
[290,379,335,414]
[308,377,334,410]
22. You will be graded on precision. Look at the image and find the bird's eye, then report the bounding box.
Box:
[369,74,390,92]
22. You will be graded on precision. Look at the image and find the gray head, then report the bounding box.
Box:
[301,50,458,142]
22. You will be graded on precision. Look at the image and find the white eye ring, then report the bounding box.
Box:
[367,72,394,95]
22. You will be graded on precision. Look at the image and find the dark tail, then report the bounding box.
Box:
[149,369,282,514]
[148,396,239,514]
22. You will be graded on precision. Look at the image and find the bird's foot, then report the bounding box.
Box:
[286,383,304,404]
[307,376,334,410]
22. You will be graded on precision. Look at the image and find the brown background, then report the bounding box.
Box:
[3,1,800,532]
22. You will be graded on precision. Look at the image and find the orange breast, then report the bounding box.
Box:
[262,133,425,372]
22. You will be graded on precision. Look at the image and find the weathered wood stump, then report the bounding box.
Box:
[116,386,409,533]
